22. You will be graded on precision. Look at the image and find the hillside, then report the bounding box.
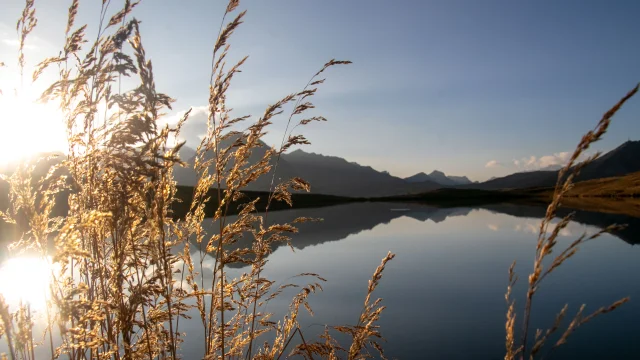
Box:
[282,150,441,197]
[463,170,558,190]
[172,140,298,192]
[6,140,639,199]
[520,171,640,199]
[567,171,640,197]
[404,172,432,183]
[174,146,443,197]
[465,140,640,190]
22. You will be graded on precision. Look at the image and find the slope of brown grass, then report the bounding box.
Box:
[517,171,640,199]
[565,171,640,197]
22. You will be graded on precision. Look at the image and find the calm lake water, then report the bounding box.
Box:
[1,202,640,359]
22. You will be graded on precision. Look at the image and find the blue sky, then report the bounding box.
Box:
[1,0,639,181]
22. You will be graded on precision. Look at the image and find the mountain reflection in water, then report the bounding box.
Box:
[198,202,640,269]
[1,201,639,359]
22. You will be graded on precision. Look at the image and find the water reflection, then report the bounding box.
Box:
[186,202,640,359]
[1,202,639,359]
[207,203,475,267]
[197,202,640,268]
[483,203,640,245]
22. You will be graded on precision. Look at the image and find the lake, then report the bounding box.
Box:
[1,202,639,359]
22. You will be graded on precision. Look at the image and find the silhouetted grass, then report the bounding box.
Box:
[0,1,393,359]
[0,0,637,359]
[505,83,638,360]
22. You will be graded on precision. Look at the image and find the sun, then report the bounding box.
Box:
[0,89,67,166]
[0,256,54,311]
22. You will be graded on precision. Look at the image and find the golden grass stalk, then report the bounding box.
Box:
[508,83,638,360]
[0,0,395,359]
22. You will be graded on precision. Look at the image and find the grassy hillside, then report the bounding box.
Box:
[562,171,640,197]
[520,171,640,199]
[464,140,640,191]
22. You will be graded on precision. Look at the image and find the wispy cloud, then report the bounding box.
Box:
[512,152,571,170]
[2,39,38,50]
[512,151,593,171]
[513,219,577,237]
[1,39,37,50]
[165,106,209,148]
[485,150,594,178]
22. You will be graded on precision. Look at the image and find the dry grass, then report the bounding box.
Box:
[0,1,394,359]
[1,0,637,359]
[557,197,640,218]
[505,83,638,360]
[531,171,640,199]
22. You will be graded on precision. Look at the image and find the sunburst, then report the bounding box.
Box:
[0,88,67,166]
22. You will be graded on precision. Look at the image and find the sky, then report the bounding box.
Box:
[1,0,639,181]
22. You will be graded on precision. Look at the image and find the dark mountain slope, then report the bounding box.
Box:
[466,140,640,190]
[282,150,441,197]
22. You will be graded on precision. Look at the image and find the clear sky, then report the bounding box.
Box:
[1,0,639,181]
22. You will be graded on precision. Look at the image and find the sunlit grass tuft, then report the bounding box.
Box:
[0,1,393,359]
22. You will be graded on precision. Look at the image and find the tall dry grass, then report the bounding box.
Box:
[505,84,638,360]
[1,0,637,359]
[0,1,393,359]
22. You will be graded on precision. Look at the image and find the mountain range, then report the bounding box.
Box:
[4,139,640,199]
[404,170,473,186]
[172,143,470,197]
[173,139,640,197]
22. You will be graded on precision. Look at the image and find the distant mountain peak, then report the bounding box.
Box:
[404,172,432,183]
[281,151,438,197]
[448,175,473,185]
[426,170,455,185]
[405,170,472,186]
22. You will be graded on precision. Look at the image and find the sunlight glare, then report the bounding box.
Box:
[0,256,54,310]
[0,90,67,166]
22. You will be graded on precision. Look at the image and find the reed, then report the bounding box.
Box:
[505,84,638,360]
[1,0,636,359]
[0,0,394,359]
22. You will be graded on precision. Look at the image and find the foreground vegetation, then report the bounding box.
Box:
[0,1,393,359]
[0,0,638,359]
